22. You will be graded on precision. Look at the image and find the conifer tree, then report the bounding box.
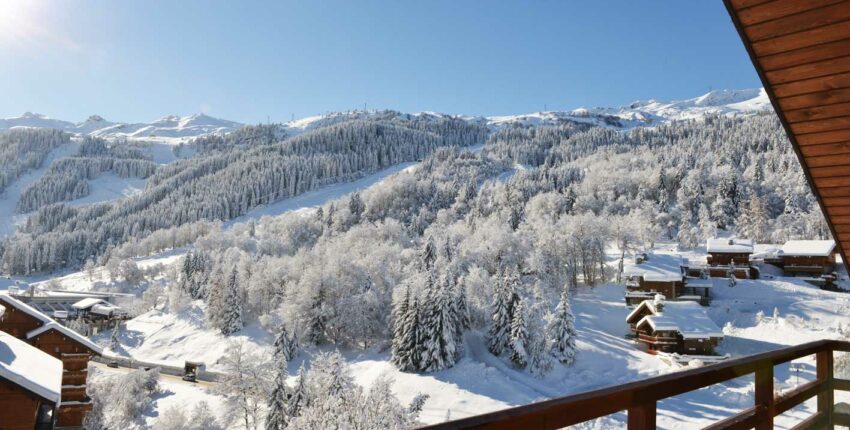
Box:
[265,361,290,430]
[391,285,412,369]
[420,275,458,372]
[509,301,529,368]
[421,237,437,271]
[274,324,297,364]
[286,365,309,420]
[549,285,577,365]
[488,269,511,355]
[306,287,328,345]
[221,268,243,335]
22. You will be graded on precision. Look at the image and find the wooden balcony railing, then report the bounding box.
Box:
[418,339,850,430]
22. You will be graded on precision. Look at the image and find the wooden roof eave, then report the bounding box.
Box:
[724,0,850,267]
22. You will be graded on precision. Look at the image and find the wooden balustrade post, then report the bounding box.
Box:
[817,350,834,426]
[754,365,774,430]
[627,402,656,430]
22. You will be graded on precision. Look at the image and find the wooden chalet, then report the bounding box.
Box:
[0,294,103,428]
[0,305,64,430]
[626,298,723,356]
[706,238,754,266]
[623,253,713,306]
[780,239,837,275]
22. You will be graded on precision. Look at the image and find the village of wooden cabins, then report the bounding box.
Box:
[0,290,129,430]
[623,238,838,364]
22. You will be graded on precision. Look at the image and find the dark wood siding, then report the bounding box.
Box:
[0,298,45,339]
[725,0,850,266]
[0,378,48,430]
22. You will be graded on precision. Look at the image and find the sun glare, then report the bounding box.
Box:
[0,0,38,47]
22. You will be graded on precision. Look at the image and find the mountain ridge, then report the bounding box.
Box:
[0,88,772,140]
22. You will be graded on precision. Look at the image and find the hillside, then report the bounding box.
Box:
[0,88,834,429]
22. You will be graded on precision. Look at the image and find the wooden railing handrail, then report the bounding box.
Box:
[418,339,850,430]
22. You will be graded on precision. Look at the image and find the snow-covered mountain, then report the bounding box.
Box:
[88,113,244,139]
[0,112,76,131]
[0,112,243,140]
[0,88,771,143]
[486,88,772,130]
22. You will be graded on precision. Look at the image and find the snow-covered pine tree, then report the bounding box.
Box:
[420,275,458,372]
[403,296,423,371]
[274,324,297,364]
[509,300,529,368]
[421,237,437,270]
[265,362,290,430]
[306,286,328,345]
[221,268,243,335]
[349,192,366,224]
[677,210,698,249]
[287,365,309,420]
[391,285,412,369]
[488,268,511,356]
[549,285,577,365]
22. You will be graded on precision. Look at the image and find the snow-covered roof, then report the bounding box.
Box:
[626,298,664,324]
[636,301,723,339]
[706,238,754,254]
[780,240,836,257]
[0,293,103,355]
[0,329,62,403]
[72,297,107,310]
[27,323,103,355]
[623,253,685,282]
[91,304,123,316]
[0,293,52,324]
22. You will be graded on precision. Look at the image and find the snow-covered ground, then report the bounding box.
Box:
[224,161,418,226]
[90,363,228,428]
[66,243,849,428]
[66,174,147,208]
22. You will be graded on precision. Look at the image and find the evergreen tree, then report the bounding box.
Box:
[286,365,309,420]
[221,269,243,335]
[274,324,297,364]
[391,285,413,370]
[306,286,328,345]
[509,301,529,368]
[421,237,437,270]
[488,269,511,355]
[549,285,577,365]
[349,192,366,224]
[420,275,458,372]
[265,362,290,430]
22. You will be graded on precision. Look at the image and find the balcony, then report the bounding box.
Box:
[419,340,850,429]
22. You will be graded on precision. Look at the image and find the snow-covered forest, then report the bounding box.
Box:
[0,91,842,428]
[0,128,70,192]
[1,114,487,274]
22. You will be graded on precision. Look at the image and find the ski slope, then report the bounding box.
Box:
[0,140,80,238]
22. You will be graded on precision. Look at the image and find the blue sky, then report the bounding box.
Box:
[0,0,761,123]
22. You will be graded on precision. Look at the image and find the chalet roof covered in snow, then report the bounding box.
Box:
[623,253,685,282]
[27,322,103,355]
[780,240,836,257]
[0,293,103,354]
[706,238,754,254]
[71,297,107,310]
[634,300,723,340]
[0,293,53,323]
[0,319,63,404]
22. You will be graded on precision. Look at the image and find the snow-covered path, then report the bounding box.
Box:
[224,161,418,227]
